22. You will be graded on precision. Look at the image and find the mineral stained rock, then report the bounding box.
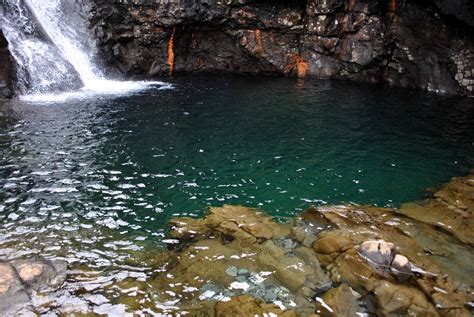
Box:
[90,0,474,96]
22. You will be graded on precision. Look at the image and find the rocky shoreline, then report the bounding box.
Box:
[0,171,472,316]
[149,171,473,316]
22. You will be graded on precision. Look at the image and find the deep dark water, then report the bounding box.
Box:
[0,75,473,249]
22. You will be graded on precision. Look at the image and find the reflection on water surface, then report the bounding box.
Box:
[0,76,473,315]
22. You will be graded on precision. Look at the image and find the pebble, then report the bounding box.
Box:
[225,266,238,277]
[206,267,296,306]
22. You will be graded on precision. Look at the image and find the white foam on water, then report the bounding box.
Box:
[4,0,173,100]
[20,80,173,103]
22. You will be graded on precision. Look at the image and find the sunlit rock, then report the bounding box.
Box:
[390,254,412,282]
[315,284,361,317]
[0,263,30,315]
[312,231,352,254]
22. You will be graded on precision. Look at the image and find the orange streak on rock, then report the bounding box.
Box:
[255,29,263,54]
[285,54,309,78]
[389,0,397,12]
[348,0,357,12]
[167,26,176,75]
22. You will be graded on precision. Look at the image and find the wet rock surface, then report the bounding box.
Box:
[0,29,15,99]
[0,258,67,315]
[0,173,472,315]
[88,0,474,96]
[145,172,473,316]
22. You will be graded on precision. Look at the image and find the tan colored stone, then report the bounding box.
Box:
[202,205,289,243]
[0,263,14,295]
[374,280,439,316]
[312,231,352,254]
[331,250,378,293]
[15,263,44,282]
[257,241,309,291]
[398,173,474,246]
[315,284,360,317]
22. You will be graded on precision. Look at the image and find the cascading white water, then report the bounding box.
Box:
[25,0,103,86]
[1,0,169,101]
[1,0,82,94]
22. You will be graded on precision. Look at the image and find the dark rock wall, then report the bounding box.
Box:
[90,0,474,96]
[0,29,15,98]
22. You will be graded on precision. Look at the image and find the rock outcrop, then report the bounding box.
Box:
[2,172,471,316]
[90,0,474,96]
[0,29,15,98]
[122,170,473,316]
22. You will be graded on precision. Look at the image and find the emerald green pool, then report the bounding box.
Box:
[0,76,473,252]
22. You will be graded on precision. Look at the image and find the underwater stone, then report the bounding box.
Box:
[236,275,247,283]
[237,268,249,276]
[225,266,238,277]
[263,289,277,302]
[201,283,217,292]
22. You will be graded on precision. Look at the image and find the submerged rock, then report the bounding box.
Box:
[12,259,67,291]
[153,191,474,316]
[0,258,67,316]
[215,295,298,317]
[16,172,471,316]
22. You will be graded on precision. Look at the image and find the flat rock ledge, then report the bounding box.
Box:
[0,258,67,316]
[149,172,474,316]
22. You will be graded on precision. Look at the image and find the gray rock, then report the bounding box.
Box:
[358,240,395,275]
[11,259,67,291]
[236,275,248,283]
[201,283,216,292]
[225,266,238,277]
[0,262,31,316]
[390,254,412,282]
[263,289,277,302]
[237,268,249,276]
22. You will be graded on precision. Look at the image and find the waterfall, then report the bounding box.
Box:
[1,0,83,94]
[0,0,167,100]
[25,0,103,85]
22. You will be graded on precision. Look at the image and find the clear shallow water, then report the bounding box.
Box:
[0,76,473,258]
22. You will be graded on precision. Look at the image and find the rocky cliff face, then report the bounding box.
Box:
[0,29,15,98]
[90,0,474,96]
